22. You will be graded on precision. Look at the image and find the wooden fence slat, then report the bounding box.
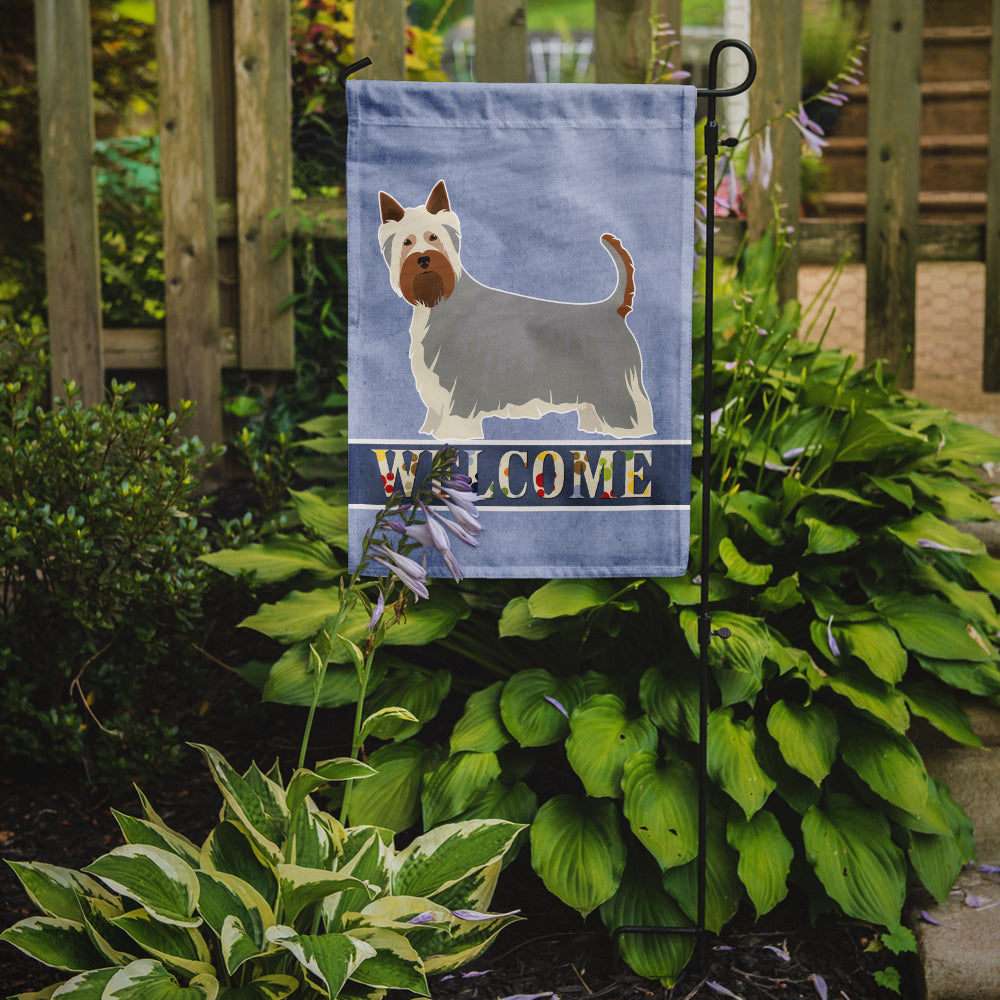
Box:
[157,0,223,445]
[233,0,294,369]
[864,0,923,390]
[354,0,407,81]
[983,0,1000,389]
[594,0,654,84]
[34,0,103,405]
[474,0,527,82]
[747,0,801,305]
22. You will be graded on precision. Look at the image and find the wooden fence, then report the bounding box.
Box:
[33,0,1000,445]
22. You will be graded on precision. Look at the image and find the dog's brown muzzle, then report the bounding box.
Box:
[399,248,456,307]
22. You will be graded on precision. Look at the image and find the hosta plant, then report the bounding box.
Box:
[1,743,523,999]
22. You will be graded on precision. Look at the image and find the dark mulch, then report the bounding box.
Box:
[1,743,915,1000]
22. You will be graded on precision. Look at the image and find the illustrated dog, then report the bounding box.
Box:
[377,180,656,440]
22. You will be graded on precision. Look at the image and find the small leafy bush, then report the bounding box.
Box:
[1,743,523,998]
[211,234,1000,985]
[0,317,219,782]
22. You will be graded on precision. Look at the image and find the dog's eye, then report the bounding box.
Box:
[428,234,438,241]
[403,238,412,246]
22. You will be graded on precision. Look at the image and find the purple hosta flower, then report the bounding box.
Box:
[416,501,463,581]
[747,124,774,190]
[544,695,569,718]
[917,538,973,555]
[979,864,1000,874]
[919,909,958,929]
[407,911,438,925]
[763,944,790,962]
[715,156,742,215]
[431,500,481,547]
[827,615,841,657]
[706,983,742,999]
[791,104,829,156]
[811,974,828,1000]
[371,543,429,600]
[367,590,385,631]
[451,908,521,921]
[441,970,493,982]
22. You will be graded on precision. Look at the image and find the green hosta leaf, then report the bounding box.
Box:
[112,812,201,868]
[916,655,1000,697]
[707,707,776,818]
[392,819,524,900]
[639,663,699,742]
[886,512,985,556]
[362,666,451,740]
[421,751,502,828]
[718,537,772,586]
[530,795,626,917]
[190,746,287,862]
[755,573,804,614]
[200,535,341,584]
[277,865,374,925]
[260,643,388,709]
[285,759,376,822]
[200,822,278,910]
[765,700,838,786]
[874,594,995,662]
[0,916,107,971]
[347,740,442,832]
[680,610,770,706]
[835,410,927,463]
[497,597,564,639]
[527,579,616,618]
[901,680,982,748]
[83,846,200,928]
[661,810,741,933]
[809,661,910,732]
[835,621,907,684]
[911,562,1000,632]
[654,572,737,606]
[499,670,584,747]
[565,695,658,798]
[839,718,929,816]
[866,474,914,509]
[967,553,1000,597]
[621,751,698,871]
[906,473,998,522]
[288,488,349,547]
[727,811,793,917]
[360,706,421,742]
[450,682,511,754]
[453,779,538,827]
[346,926,428,994]
[265,926,375,998]
[4,862,118,923]
[111,909,214,978]
[802,793,906,926]
[909,812,966,906]
[103,959,218,999]
[599,853,694,987]
[724,490,784,545]
[803,517,859,556]
[935,421,1000,464]
[216,975,299,999]
[195,871,273,974]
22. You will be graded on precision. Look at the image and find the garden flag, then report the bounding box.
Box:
[346,79,696,577]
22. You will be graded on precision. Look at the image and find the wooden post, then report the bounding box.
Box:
[658,0,682,76]
[233,0,294,369]
[983,0,1000,390]
[594,0,653,84]
[864,0,923,389]
[474,0,526,83]
[746,0,801,305]
[354,0,406,81]
[34,0,104,405]
[157,0,223,445]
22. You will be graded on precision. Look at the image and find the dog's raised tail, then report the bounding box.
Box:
[601,234,636,319]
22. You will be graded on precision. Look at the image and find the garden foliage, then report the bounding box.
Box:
[0,317,218,782]
[206,233,1000,984]
[1,744,524,998]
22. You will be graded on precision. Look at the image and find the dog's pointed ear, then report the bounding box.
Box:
[425,180,450,215]
[379,191,405,224]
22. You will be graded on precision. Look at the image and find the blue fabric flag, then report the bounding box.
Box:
[347,79,696,578]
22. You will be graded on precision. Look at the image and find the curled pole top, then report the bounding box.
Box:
[697,39,756,99]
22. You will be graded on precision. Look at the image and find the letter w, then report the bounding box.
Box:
[372,449,423,495]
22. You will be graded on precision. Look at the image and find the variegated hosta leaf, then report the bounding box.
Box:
[276,865,376,925]
[727,810,793,917]
[323,829,393,931]
[112,811,202,868]
[499,669,585,747]
[0,916,107,971]
[191,746,288,863]
[421,751,502,829]
[529,795,626,917]
[599,853,694,987]
[421,906,523,975]
[285,760,376,824]
[110,908,214,978]
[288,802,343,870]
[214,974,299,999]
[195,871,274,974]
[621,751,699,871]
[838,718,929,817]
[78,894,136,966]
[661,810,742,934]
[765,700,838,786]
[424,859,501,916]
[102,958,218,999]
[200,822,278,910]
[43,966,118,997]
[391,820,524,901]
[83,845,200,928]
[450,681,511,754]
[706,707,776,819]
[4,861,118,922]
[565,695,658,799]
[345,926,429,995]
[265,925,376,998]
[347,740,443,832]
[802,793,906,926]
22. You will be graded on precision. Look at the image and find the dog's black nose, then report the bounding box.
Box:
[418,255,431,269]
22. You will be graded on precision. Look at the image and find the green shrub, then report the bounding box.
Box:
[0,317,220,783]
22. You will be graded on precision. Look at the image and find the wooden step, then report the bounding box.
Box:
[813,190,987,222]
[922,25,992,82]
